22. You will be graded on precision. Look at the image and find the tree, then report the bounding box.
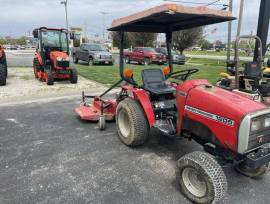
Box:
[111,31,132,48]
[131,33,157,47]
[0,38,7,45]
[111,32,157,48]
[172,27,203,54]
[199,39,210,50]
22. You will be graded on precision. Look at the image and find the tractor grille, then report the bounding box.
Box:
[248,131,270,150]
[57,61,70,68]
[100,55,112,59]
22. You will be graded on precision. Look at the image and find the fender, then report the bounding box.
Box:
[122,86,156,127]
[36,52,43,66]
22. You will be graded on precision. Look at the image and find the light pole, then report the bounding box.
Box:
[60,0,69,33]
[100,11,109,41]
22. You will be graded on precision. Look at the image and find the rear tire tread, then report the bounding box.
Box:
[176,151,227,204]
[116,98,149,146]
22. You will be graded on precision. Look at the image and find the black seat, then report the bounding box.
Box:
[239,62,270,96]
[142,69,175,95]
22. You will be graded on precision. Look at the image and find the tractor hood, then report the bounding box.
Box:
[49,51,69,61]
[181,80,267,121]
[49,51,70,68]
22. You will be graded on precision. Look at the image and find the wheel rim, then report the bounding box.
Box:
[118,109,131,138]
[125,57,129,63]
[182,167,207,198]
[144,59,149,65]
[89,59,93,66]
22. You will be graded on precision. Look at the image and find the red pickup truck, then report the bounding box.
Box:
[124,47,166,65]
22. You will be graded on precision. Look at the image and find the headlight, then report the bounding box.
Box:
[57,57,63,61]
[265,116,270,127]
[251,118,261,132]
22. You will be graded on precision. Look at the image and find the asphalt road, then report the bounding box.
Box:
[5,50,34,67]
[0,98,269,204]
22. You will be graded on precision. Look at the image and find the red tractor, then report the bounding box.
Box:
[33,27,78,85]
[0,44,7,86]
[76,4,270,204]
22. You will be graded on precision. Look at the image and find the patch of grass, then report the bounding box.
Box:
[75,58,226,85]
[20,75,32,80]
[184,50,248,57]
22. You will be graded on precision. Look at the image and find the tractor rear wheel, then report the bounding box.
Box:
[235,162,269,178]
[33,58,42,79]
[45,71,54,85]
[0,64,7,86]
[70,69,78,84]
[116,98,149,146]
[176,151,227,204]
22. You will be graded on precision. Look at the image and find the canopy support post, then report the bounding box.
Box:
[119,31,124,79]
[166,31,173,73]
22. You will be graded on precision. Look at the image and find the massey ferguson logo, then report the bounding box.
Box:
[257,135,264,143]
[185,105,235,127]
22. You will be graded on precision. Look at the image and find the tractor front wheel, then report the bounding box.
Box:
[70,69,78,84]
[176,151,227,204]
[45,71,54,85]
[235,162,269,178]
[116,98,149,147]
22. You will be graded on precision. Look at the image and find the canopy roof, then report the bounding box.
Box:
[108,4,236,33]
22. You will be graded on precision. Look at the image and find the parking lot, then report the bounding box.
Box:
[0,97,269,204]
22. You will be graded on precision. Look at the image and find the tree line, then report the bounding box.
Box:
[112,27,204,53]
[0,36,28,46]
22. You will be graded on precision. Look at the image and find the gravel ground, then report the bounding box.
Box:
[0,68,106,103]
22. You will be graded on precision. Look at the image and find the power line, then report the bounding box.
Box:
[163,0,226,6]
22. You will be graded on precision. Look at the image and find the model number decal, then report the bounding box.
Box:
[185,105,235,127]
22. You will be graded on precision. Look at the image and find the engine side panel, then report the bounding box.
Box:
[176,79,267,152]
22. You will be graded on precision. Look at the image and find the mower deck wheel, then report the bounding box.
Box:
[176,151,227,204]
[70,69,78,84]
[235,162,269,178]
[116,98,149,146]
[99,115,106,130]
[46,71,54,85]
[0,64,7,86]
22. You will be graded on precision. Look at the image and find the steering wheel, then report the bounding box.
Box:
[168,68,199,81]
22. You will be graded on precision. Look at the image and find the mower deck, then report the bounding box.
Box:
[75,98,117,121]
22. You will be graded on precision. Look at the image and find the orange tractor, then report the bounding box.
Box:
[33,27,78,85]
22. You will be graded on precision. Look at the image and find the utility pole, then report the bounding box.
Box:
[254,0,270,61]
[236,0,244,37]
[84,22,88,42]
[226,0,233,62]
[100,11,109,42]
[61,0,69,31]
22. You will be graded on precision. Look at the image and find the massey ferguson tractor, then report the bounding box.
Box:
[33,27,78,85]
[0,44,7,86]
[75,4,270,204]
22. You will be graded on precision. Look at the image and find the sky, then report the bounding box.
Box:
[0,0,269,42]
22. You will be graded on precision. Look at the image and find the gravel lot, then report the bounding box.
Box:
[1,68,106,104]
